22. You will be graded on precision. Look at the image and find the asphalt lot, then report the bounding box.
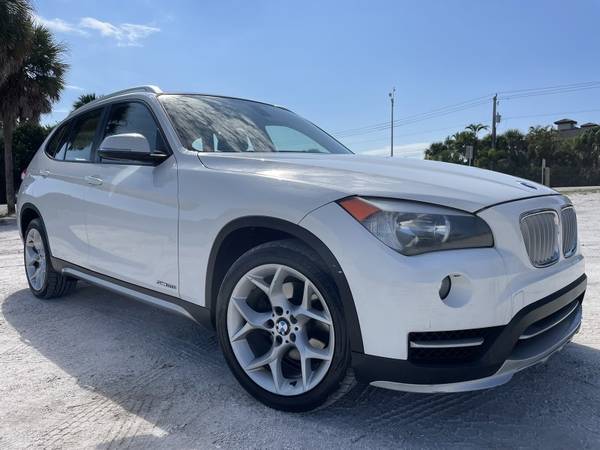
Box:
[0,192,599,449]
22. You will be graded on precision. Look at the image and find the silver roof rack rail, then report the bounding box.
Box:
[68,85,163,116]
[103,85,163,98]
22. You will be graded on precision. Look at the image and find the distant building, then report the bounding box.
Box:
[554,118,598,139]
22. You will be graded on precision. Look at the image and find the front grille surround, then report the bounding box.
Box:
[520,210,560,268]
[561,206,578,258]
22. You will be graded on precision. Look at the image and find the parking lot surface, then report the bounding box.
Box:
[0,192,599,449]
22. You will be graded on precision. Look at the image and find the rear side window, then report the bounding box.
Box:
[45,123,70,159]
[64,109,103,162]
[103,102,167,153]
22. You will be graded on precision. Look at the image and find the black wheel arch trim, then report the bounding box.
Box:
[19,203,48,243]
[206,215,365,353]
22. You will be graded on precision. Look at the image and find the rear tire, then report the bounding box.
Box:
[216,239,354,412]
[24,219,77,299]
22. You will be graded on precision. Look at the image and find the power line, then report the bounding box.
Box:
[346,107,600,148]
[503,108,600,121]
[498,81,600,96]
[342,120,489,146]
[333,95,492,136]
[336,96,489,134]
[346,108,600,151]
[335,97,491,138]
[333,80,600,139]
[500,84,600,101]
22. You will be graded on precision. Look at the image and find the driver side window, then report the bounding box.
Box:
[103,102,167,154]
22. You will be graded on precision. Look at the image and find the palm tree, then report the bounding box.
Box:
[73,93,98,110]
[465,123,489,138]
[0,24,68,213]
[0,0,32,84]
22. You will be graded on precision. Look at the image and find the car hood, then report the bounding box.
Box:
[197,153,558,213]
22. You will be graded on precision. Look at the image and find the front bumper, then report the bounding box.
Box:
[352,274,586,392]
[300,196,584,360]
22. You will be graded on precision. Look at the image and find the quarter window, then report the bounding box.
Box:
[64,109,103,162]
[45,122,70,159]
[103,102,167,153]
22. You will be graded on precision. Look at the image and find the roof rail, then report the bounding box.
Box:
[103,85,163,99]
[68,85,163,116]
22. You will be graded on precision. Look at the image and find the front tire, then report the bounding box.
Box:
[24,219,77,299]
[216,239,354,412]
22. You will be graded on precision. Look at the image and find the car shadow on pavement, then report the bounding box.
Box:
[3,284,600,449]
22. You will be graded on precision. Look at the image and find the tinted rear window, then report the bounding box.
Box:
[45,123,70,159]
[64,109,103,162]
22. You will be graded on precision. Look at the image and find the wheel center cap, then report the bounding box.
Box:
[276,318,290,336]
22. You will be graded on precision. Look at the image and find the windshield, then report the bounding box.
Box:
[159,94,352,154]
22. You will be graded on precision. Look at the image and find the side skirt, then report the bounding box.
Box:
[51,257,212,328]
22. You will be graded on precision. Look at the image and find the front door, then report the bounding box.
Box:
[84,101,179,295]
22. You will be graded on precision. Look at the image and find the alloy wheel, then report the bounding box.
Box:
[25,228,47,291]
[227,264,335,396]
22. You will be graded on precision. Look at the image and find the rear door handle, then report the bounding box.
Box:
[84,175,103,186]
[39,170,50,178]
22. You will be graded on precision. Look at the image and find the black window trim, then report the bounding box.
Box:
[44,106,107,164]
[43,120,72,160]
[94,99,173,165]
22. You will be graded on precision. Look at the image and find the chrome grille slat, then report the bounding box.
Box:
[562,206,577,258]
[519,301,579,340]
[520,210,559,267]
[410,337,484,348]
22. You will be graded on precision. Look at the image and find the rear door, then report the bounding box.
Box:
[84,101,179,294]
[39,108,104,267]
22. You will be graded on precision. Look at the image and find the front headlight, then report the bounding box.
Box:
[339,197,494,256]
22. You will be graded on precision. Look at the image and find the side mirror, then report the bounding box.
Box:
[98,133,168,165]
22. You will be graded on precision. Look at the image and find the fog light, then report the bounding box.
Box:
[439,276,452,300]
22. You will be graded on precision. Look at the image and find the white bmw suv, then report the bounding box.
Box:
[17,85,586,411]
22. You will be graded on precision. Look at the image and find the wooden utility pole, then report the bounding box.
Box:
[491,94,498,151]
[389,87,395,157]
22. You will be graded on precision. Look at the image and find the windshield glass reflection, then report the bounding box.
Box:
[159,94,352,154]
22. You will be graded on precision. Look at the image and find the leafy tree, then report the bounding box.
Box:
[0,24,68,213]
[0,0,32,84]
[73,93,98,110]
[425,130,477,165]
[465,123,489,138]
[425,124,600,187]
[0,122,52,202]
[526,126,556,163]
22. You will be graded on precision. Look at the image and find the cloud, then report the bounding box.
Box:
[359,142,429,159]
[65,84,85,91]
[34,15,160,47]
[33,14,87,35]
[79,17,121,38]
[117,23,161,47]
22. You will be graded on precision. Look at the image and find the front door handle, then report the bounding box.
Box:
[84,175,103,186]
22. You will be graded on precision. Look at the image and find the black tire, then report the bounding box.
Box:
[24,218,77,299]
[216,239,355,412]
